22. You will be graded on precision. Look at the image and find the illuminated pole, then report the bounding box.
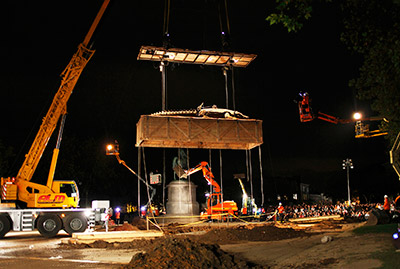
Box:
[342,158,354,205]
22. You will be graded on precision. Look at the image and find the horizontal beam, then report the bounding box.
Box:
[137,45,257,68]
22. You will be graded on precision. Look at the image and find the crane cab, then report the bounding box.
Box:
[51,180,80,208]
[23,180,80,208]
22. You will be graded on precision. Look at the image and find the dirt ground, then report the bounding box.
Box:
[59,218,396,268]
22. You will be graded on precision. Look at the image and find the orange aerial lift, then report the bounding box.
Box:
[297,92,388,138]
[174,161,238,220]
[0,0,110,238]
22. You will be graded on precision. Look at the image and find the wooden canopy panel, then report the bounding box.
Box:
[136,115,263,150]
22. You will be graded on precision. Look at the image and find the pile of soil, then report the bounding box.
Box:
[123,237,264,269]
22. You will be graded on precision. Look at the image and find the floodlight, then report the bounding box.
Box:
[106,141,119,155]
[353,112,362,120]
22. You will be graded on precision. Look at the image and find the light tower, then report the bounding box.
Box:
[342,158,354,205]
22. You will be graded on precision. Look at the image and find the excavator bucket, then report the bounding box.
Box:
[173,164,187,179]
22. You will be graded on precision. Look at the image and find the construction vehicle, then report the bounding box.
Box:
[0,0,110,238]
[174,161,238,220]
[297,92,388,138]
[234,174,258,217]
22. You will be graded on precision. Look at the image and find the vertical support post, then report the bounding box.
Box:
[347,166,350,204]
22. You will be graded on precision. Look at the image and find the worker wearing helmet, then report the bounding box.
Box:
[277,202,285,222]
[383,195,390,216]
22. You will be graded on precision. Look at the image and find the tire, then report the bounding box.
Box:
[0,214,11,238]
[63,213,88,235]
[37,214,62,238]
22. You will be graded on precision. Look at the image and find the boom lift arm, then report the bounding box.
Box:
[297,92,388,138]
[106,142,156,207]
[390,131,400,180]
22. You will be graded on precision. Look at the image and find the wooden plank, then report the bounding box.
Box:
[288,215,343,223]
[62,230,163,244]
[136,115,263,150]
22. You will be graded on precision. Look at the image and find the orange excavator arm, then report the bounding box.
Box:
[183,161,221,194]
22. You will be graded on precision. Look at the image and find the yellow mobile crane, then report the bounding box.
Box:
[0,0,110,238]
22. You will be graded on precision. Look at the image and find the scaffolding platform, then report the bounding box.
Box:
[136,115,263,150]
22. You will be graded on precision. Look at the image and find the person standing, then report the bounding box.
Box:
[105,207,113,232]
[383,195,390,216]
[277,203,285,222]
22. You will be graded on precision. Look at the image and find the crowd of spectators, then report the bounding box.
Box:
[264,202,380,222]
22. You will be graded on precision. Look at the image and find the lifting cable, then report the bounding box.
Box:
[161,0,171,211]
[141,147,152,208]
[162,149,166,210]
[209,149,213,215]
[138,146,141,212]
[163,0,171,44]
[186,148,194,215]
[141,147,160,227]
[217,0,236,110]
[245,149,254,201]
[258,146,265,206]
[219,149,223,204]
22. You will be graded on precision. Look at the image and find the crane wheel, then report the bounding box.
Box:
[0,214,11,238]
[63,213,88,235]
[37,214,62,238]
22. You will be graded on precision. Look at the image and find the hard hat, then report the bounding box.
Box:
[279,202,282,206]
[384,195,388,198]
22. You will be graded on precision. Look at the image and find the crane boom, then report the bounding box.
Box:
[16,0,110,183]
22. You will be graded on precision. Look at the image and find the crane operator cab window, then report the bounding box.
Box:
[60,182,78,198]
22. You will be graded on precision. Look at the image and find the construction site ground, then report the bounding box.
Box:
[1,217,398,268]
[57,217,398,268]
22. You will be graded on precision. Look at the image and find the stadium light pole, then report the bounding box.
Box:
[342,158,354,205]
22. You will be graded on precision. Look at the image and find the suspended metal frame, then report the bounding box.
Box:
[137,45,257,68]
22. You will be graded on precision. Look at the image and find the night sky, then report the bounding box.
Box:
[1,0,398,206]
